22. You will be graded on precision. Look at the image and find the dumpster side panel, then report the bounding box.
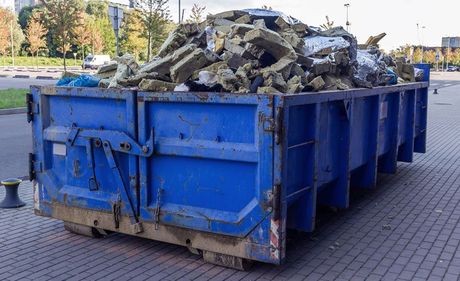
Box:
[282,82,428,233]
[32,87,139,220]
[137,92,280,264]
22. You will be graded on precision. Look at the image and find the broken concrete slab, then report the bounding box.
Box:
[208,10,248,21]
[307,76,325,91]
[257,86,280,94]
[229,23,255,39]
[157,26,189,58]
[262,70,287,92]
[275,17,290,30]
[191,61,228,80]
[139,79,177,92]
[108,64,129,89]
[311,58,332,75]
[217,68,238,92]
[140,44,197,75]
[235,14,252,24]
[97,62,118,74]
[287,75,303,93]
[244,28,297,61]
[171,49,213,83]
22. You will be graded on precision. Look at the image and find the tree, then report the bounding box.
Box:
[413,47,423,63]
[187,4,205,24]
[85,0,116,56]
[41,0,84,70]
[0,8,25,64]
[136,0,170,61]
[26,12,48,66]
[423,50,436,65]
[453,48,460,66]
[74,15,91,60]
[320,16,334,30]
[120,10,148,60]
[87,16,105,54]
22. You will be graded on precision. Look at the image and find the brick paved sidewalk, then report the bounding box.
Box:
[1,85,459,281]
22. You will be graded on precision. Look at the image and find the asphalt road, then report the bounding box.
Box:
[0,72,458,180]
[0,77,54,90]
[0,113,31,180]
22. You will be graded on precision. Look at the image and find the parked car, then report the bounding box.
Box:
[447,66,458,72]
[82,54,111,70]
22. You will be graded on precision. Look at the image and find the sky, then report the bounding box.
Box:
[115,0,460,51]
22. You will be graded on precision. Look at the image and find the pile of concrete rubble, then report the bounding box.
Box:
[94,9,423,94]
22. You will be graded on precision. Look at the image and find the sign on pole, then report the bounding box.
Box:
[109,5,124,57]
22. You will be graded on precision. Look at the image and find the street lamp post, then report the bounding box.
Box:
[178,0,181,23]
[344,4,350,32]
[10,20,14,67]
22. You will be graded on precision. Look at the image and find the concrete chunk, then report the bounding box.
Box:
[262,70,287,92]
[244,28,297,61]
[171,49,213,83]
[287,76,303,93]
[141,44,197,75]
[229,24,255,39]
[157,26,188,58]
[307,76,325,91]
[97,62,118,74]
[208,10,247,21]
[139,79,177,92]
[235,14,252,24]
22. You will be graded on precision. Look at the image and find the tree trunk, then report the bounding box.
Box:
[63,47,67,72]
[147,30,152,62]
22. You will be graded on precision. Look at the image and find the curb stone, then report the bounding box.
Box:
[0,107,27,115]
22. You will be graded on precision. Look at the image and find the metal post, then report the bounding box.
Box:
[115,7,119,57]
[447,39,450,71]
[344,4,350,32]
[178,0,181,23]
[10,20,14,67]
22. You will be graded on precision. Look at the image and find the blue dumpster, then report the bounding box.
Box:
[29,66,429,268]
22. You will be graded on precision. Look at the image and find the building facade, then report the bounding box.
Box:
[14,0,39,13]
[442,37,460,48]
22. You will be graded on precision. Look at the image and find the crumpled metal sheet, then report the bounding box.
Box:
[414,68,425,82]
[353,50,380,88]
[242,9,301,25]
[303,36,350,57]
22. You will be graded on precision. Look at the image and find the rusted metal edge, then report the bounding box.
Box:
[38,203,274,263]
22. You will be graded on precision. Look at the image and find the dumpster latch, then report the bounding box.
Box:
[28,153,42,181]
[26,93,39,123]
[263,115,275,132]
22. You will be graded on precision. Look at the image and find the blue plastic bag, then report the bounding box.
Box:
[56,74,101,87]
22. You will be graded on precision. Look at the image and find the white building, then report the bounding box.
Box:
[0,0,14,11]
[14,0,39,13]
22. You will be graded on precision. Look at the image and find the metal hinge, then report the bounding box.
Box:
[275,107,283,145]
[272,184,281,221]
[263,108,283,145]
[26,93,39,123]
[28,153,42,181]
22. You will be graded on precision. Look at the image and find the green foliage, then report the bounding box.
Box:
[136,0,171,61]
[0,89,28,109]
[0,7,25,57]
[85,0,116,56]
[86,0,109,18]
[120,10,148,60]
[1,56,67,66]
[41,0,85,69]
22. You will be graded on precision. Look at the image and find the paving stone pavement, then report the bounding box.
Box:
[1,84,459,281]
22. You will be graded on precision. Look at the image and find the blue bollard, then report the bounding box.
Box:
[0,178,26,208]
